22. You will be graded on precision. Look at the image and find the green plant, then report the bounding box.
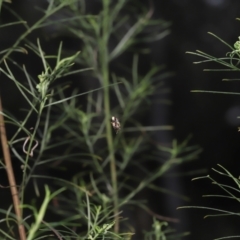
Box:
[179,165,240,240]
[178,22,240,240]
[143,218,190,240]
[0,0,201,239]
[188,31,240,87]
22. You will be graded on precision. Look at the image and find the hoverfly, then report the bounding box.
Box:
[111,116,121,134]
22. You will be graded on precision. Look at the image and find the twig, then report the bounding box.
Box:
[0,95,26,240]
[42,220,63,240]
[143,206,179,223]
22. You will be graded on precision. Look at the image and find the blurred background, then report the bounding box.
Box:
[1,0,240,239]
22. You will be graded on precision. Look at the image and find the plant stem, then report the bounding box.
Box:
[100,0,119,232]
[20,112,42,206]
[0,95,26,240]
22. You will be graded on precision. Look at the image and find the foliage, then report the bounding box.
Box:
[180,22,240,239]
[179,165,240,240]
[0,0,201,239]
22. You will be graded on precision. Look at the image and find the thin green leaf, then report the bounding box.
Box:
[45,83,120,107]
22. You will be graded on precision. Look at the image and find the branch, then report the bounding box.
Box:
[0,95,26,240]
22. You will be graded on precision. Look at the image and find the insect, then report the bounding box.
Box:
[111,116,121,134]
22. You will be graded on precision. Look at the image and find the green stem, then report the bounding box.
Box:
[21,99,51,193]
[20,110,42,206]
[100,0,119,233]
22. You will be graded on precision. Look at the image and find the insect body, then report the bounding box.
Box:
[111,116,121,134]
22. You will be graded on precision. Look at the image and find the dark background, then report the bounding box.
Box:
[1,0,240,239]
[156,0,240,239]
